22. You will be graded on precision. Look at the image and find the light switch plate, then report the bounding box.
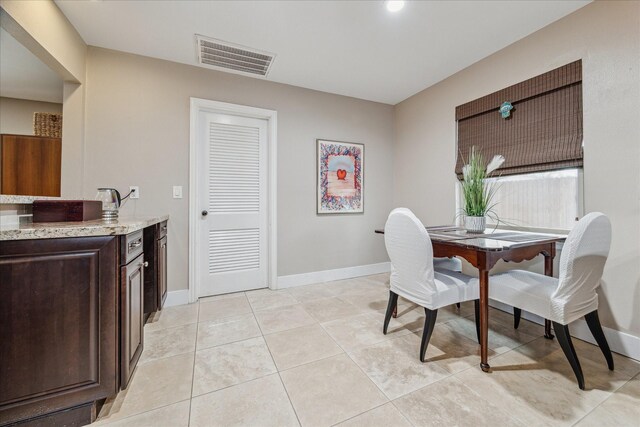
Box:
[129,186,140,199]
[173,186,183,199]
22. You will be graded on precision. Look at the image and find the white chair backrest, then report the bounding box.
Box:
[553,212,612,303]
[384,208,436,296]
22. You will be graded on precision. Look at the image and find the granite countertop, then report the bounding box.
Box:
[0,194,61,204]
[0,215,169,241]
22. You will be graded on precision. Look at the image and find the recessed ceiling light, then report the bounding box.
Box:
[385,1,405,13]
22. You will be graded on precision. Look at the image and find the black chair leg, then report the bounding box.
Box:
[456,302,461,309]
[513,307,522,329]
[585,310,614,371]
[383,291,399,335]
[474,299,481,344]
[420,308,438,362]
[553,321,585,390]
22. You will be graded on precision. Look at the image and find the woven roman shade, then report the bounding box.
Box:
[455,60,583,178]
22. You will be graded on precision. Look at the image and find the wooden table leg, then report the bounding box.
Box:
[479,269,490,372]
[544,249,555,340]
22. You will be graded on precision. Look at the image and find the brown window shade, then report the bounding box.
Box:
[455,60,583,178]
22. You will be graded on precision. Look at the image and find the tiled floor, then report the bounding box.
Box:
[94,273,640,426]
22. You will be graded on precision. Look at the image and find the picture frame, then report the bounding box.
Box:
[316,139,364,214]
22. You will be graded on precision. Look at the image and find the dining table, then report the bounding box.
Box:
[374,225,567,372]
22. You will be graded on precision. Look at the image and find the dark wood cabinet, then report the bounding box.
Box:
[120,253,144,389]
[0,134,62,197]
[0,237,118,426]
[0,220,168,425]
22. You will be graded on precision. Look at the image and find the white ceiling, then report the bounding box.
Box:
[55,0,590,105]
[0,28,63,103]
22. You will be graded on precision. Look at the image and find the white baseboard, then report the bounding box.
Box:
[165,290,189,307]
[489,300,640,361]
[277,262,391,289]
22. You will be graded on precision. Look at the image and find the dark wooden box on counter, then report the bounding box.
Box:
[33,200,102,222]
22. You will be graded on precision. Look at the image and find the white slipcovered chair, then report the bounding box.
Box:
[433,257,464,309]
[489,212,614,389]
[383,208,480,362]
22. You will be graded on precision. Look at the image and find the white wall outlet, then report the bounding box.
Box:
[173,185,183,199]
[129,186,140,199]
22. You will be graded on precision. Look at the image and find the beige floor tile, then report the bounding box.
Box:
[421,322,499,374]
[139,323,197,364]
[389,302,475,334]
[393,376,522,426]
[144,303,199,332]
[92,400,190,427]
[575,375,640,426]
[96,353,194,423]
[454,352,621,426]
[364,273,390,286]
[349,333,450,399]
[336,403,411,427]
[280,354,388,427]
[264,324,343,370]
[325,277,386,297]
[196,313,261,350]
[339,289,392,313]
[487,306,546,336]
[254,304,316,334]
[571,338,640,379]
[321,312,410,352]
[199,291,247,303]
[190,374,299,427]
[446,312,538,354]
[286,283,336,302]
[246,288,299,311]
[192,336,276,396]
[199,294,252,323]
[492,336,638,392]
[302,297,363,322]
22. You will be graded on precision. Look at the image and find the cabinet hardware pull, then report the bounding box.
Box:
[201,210,208,216]
[143,261,149,267]
[128,239,142,250]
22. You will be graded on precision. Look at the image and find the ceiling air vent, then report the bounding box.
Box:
[195,35,275,77]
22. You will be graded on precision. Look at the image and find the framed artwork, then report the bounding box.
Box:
[317,139,364,214]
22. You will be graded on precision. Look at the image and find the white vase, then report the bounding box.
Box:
[464,215,486,234]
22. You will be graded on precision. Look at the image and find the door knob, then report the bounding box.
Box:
[201,210,208,216]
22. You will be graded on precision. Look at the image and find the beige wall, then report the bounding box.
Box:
[393,1,640,337]
[0,0,85,83]
[83,47,395,292]
[1,0,87,198]
[0,96,62,135]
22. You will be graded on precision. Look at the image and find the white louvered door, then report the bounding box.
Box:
[197,112,268,297]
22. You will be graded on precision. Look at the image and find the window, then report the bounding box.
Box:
[456,168,583,232]
[453,61,585,233]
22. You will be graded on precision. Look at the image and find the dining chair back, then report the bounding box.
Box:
[490,212,614,389]
[553,212,612,324]
[383,208,480,362]
[384,208,436,305]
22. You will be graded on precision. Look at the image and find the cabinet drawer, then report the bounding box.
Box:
[121,230,143,265]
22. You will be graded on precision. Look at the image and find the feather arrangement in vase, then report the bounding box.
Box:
[459,147,505,233]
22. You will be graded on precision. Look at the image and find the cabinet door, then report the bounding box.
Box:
[0,237,117,425]
[0,134,62,196]
[158,236,168,309]
[120,253,144,389]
